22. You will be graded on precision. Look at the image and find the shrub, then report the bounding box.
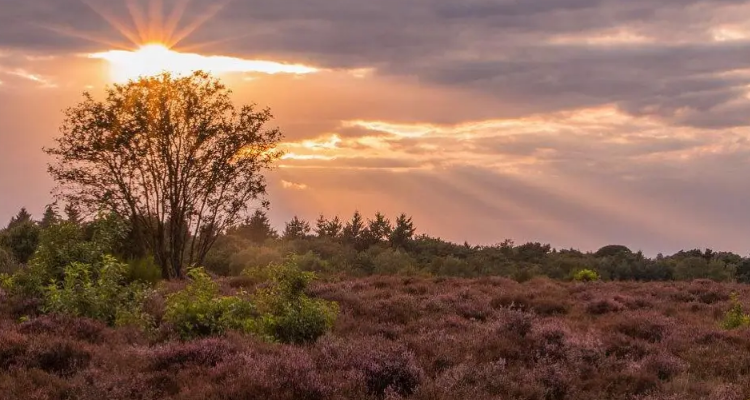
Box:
[25,338,92,377]
[255,260,339,344]
[126,256,162,284]
[151,338,236,370]
[573,269,600,282]
[164,268,258,340]
[358,344,424,398]
[585,298,623,315]
[43,255,153,329]
[721,292,750,330]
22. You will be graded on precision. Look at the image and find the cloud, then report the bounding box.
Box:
[3,0,750,255]
[281,180,309,190]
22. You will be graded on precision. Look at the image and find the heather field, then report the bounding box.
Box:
[3,276,750,400]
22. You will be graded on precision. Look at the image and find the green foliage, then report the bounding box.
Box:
[283,216,311,240]
[0,220,41,264]
[722,292,750,330]
[126,256,162,284]
[674,256,734,282]
[0,247,17,274]
[292,251,333,273]
[594,245,632,258]
[164,268,258,340]
[43,255,153,328]
[255,260,338,344]
[233,210,278,244]
[573,269,600,282]
[373,249,417,275]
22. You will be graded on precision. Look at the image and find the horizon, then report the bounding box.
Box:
[2,0,750,256]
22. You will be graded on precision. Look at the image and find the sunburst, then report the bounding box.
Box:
[50,0,319,82]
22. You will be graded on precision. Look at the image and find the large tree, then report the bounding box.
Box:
[46,71,283,278]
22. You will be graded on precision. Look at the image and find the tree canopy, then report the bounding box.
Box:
[45,71,283,278]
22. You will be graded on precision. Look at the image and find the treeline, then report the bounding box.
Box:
[2,205,749,283]
[206,210,748,283]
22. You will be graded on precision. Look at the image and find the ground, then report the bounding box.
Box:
[1,276,749,399]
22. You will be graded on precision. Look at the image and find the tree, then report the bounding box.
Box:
[594,245,632,258]
[342,211,365,246]
[389,213,415,249]
[314,215,328,238]
[7,207,32,229]
[362,212,392,247]
[1,209,41,264]
[283,216,311,240]
[233,209,277,244]
[64,203,82,225]
[315,215,343,239]
[40,203,60,229]
[45,71,283,278]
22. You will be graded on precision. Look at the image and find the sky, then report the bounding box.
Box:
[1,0,750,255]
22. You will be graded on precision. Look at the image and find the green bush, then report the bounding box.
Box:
[255,260,338,344]
[164,268,259,340]
[722,292,750,330]
[43,255,153,329]
[573,269,600,282]
[261,295,339,345]
[126,256,162,284]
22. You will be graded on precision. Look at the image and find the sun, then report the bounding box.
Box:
[90,43,318,83]
[59,1,319,82]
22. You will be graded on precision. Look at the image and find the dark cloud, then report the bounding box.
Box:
[3,0,750,126]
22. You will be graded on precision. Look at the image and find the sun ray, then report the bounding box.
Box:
[148,0,165,44]
[39,23,133,50]
[173,34,253,53]
[163,0,192,47]
[81,0,141,46]
[170,0,233,48]
[125,0,150,44]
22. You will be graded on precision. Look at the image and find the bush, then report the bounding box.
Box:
[255,260,339,344]
[164,268,259,340]
[573,269,600,282]
[43,255,153,329]
[126,256,162,284]
[359,344,424,398]
[722,292,750,330]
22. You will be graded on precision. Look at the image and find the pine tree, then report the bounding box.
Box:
[7,207,32,229]
[2,208,40,264]
[342,211,365,245]
[40,203,60,229]
[324,216,343,239]
[283,216,311,240]
[362,212,392,247]
[64,203,82,225]
[315,215,328,238]
[233,209,277,244]
[389,213,416,249]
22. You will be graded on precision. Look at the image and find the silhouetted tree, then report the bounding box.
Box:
[362,212,392,247]
[1,208,40,264]
[594,245,632,258]
[64,203,82,225]
[389,213,415,249]
[45,71,283,278]
[315,215,327,237]
[316,216,343,239]
[283,216,311,240]
[7,207,32,229]
[233,209,277,244]
[40,203,60,229]
[342,211,365,245]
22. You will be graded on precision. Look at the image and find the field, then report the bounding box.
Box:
[2,276,750,400]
